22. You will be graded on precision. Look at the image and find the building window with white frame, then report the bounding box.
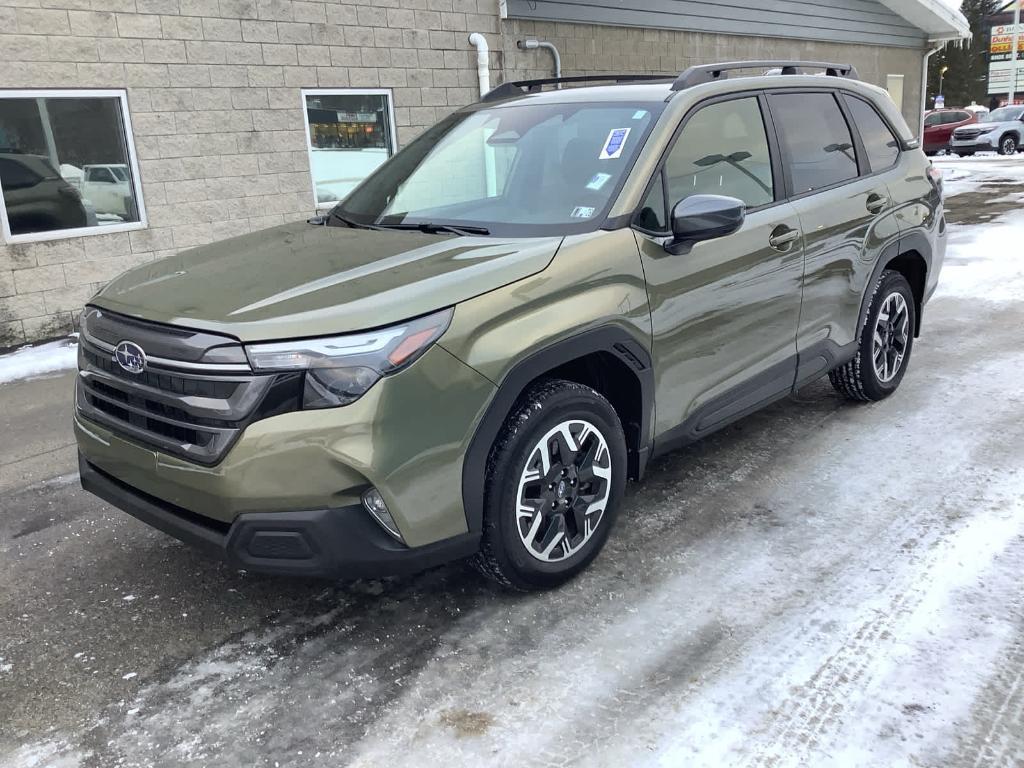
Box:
[302,89,398,208]
[0,90,146,244]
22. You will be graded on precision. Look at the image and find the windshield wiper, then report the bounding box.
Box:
[326,211,385,230]
[374,221,490,236]
[417,222,490,236]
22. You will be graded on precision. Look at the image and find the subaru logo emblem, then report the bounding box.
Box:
[113,341,146,374]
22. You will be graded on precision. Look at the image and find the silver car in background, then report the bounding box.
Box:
[950,106,1024,156]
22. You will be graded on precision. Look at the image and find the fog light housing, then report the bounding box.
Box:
[362,488,404,543]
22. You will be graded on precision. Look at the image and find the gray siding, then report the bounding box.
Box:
[508,0,927,48]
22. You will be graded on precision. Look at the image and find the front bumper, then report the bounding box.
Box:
[80,455,478,578]
[950,136,997,152]
[75,342,496,575]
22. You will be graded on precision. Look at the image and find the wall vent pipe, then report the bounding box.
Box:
[468,32,491,97]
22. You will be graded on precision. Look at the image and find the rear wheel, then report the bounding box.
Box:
[829,270,916,402]
[956,151,975,157]
[999,134,1018,155]
[472,380,627,591]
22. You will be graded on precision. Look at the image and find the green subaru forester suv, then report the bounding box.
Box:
[75,61,945,590]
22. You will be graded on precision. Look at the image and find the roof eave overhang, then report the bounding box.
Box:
[877,0,972,42]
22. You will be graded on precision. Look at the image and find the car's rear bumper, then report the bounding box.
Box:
[80,453,479,579]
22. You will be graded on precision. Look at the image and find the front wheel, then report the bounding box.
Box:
[956,151,975,157]
[999,135,1018,155]
[472,380,627,591]
[829,270,916,402]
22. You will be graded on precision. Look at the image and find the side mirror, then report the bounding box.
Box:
[666,194,745,254]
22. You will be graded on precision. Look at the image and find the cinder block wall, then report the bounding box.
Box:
[0,2,924,348]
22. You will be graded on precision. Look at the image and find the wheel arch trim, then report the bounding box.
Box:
[860,231,931,338]
[460,326,654,534]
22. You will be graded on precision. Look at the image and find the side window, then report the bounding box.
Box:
[924,113,941,127]
[88,167,116,183]
[846,96,900,172]
[770,92,858,194]
[659,97,774,212]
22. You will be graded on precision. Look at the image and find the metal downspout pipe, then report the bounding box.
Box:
[518,39,562,80]
[920,40,947,137]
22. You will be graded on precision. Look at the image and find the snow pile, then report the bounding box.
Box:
[0,337,78,385]
[937,212,1024,302]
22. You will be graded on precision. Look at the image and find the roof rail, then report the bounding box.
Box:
[482,74,672,102]
[671,60,859,91]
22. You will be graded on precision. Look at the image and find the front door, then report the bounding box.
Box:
[633,94,804,444]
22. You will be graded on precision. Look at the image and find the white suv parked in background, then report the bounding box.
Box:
[951,106,1024,156]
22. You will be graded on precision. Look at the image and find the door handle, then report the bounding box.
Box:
[768,225,800,250]
[866,194,889,214]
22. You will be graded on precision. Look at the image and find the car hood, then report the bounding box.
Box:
[93,222,563,341]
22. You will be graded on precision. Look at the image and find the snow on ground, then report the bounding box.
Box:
[933,152,1024,197]
[933,155,1024,301]
[0,337,78,386]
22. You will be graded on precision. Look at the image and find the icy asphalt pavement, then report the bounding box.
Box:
[2,156,1024,767]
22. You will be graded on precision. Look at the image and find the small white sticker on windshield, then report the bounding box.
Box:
[570,205,596,218]
[586,172,612,191]
[632,110,648,120]
[599,128,631,160]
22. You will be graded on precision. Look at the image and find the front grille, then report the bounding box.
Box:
[76,307,299,465]
[954,128,985,139]
[82,345,241,399]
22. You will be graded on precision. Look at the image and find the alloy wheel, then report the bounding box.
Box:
[515,419,612,563]
[1002,136,1017,155]
[872,292,910,383]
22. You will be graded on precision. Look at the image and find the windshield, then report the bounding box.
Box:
[334,100,664,237]
[982,107,1024,123]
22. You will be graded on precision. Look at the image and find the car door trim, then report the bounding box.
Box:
[651,355,798,458]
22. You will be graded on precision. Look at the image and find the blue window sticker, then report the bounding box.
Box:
[599,127,631,160]
[586,172,612,191]
[631,110,648,120]
[570,205,596,218]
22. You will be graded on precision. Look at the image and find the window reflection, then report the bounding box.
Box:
[304,92,396,207]
[0,94,141,238]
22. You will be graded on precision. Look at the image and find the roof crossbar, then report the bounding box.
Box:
[481,74,672,102]
[671,60,860,91]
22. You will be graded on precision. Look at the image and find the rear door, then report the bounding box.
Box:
[633,93,804,442]
[767,90,900,383]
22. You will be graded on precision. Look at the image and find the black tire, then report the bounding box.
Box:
[956,151,975,157]
[829,270,916,402]
[998,134,1018,156]
[924,150,937,157]
[472,379,627,591]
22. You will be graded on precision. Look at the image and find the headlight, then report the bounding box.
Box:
[245,308,453,409]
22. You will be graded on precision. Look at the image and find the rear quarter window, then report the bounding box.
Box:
[846,96,900,173]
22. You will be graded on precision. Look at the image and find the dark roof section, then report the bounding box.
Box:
[482,74,674,103]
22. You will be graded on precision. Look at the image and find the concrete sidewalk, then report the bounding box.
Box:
[0,372,77,495]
